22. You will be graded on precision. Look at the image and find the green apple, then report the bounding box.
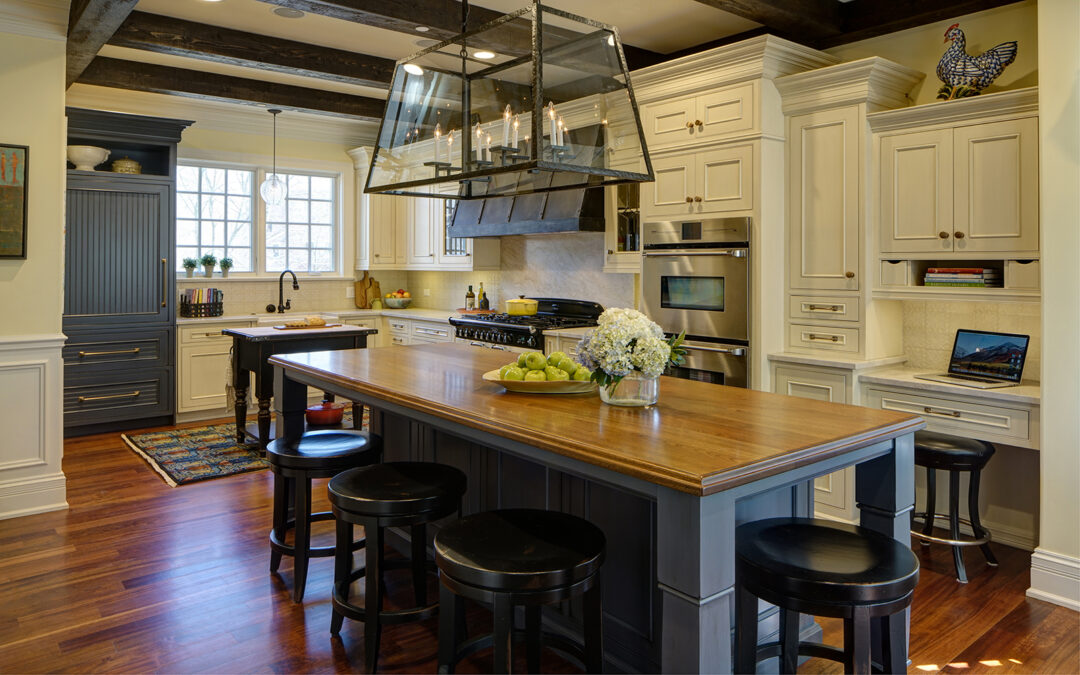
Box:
[517,352,529,368]
[573,367,592,381]
[503,366,526,381]
[524,352,547,370]
[555,356,577,376]
[499,363,517,379]
[524,369,547,381]
[547,351,568,367]
[544,365,569,381]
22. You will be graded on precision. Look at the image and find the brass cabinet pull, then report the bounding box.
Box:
[78,390,140,403]
[806,304,843,312]
[695,119,703,127]
[161,258,167,307]
[954,231,965,239]
[693,196,703,202]
[923,406,961,418]
[685,196,693,203]
[807,333,841,342]
[78,347,140,358]
[607,249,614,255]
[845,271,855,278]
[685,122,694,129]
[199,331,225,338]
[939,231,950,239]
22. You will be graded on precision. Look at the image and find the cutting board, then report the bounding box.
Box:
[272,323,343,330]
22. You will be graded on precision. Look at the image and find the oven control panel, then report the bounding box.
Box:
[454,326,541,350]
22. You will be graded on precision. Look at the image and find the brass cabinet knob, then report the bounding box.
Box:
[954,231,965,239]
[686,122,694,129]
[685,196,693,203]
[938,231,950,239]
[607,249,614,255]
[845,271,855,279]
[693,196,702,202]
[695,120,703,127]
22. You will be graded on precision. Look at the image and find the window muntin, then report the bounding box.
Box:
[265,172,336,273]
[176,166,254,272]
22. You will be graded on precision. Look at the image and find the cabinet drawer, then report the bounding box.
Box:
[180,321,254,345]
[64,367,171,425]
[879,261,911,287]
[63,328,170,370]
[411,322,452,342]
[773,365,850,404]
[788,324,860,353]
[387,319,410,334]
[788,296,860,322]
[389,334,409,347]
[1004,260,1040,290]
[864,387,1031,445]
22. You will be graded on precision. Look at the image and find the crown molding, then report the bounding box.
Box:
[775,57,925,116]
[0,0,67,41]
[630,35,839,104]
[65,84,380,147]
[867,87,1039,133]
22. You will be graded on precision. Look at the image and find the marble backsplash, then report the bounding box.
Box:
[901,300,1041,380]
[405,232,637,312]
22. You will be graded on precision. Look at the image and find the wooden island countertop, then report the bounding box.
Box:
[269,343,922,496]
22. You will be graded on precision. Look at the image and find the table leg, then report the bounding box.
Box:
[273,364,308,447]
[656,488,735,673]
[257,397,272,449]
[233,357,249,444]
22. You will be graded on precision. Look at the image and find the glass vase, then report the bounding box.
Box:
[599,372,659,407]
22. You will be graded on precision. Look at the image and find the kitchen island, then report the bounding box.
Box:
[270,344,924,673]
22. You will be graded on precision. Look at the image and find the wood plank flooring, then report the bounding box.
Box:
[0,418,1076,674]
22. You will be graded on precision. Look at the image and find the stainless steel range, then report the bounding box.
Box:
[449,298,604,353]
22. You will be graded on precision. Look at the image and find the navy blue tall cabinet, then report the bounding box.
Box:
[63,109,193,436]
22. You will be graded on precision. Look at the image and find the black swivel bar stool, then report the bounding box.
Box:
[434,509,606,674]
[328,462,467,674]
[266,429,382,603]
[734,518,919,675]
[911,430,998,583]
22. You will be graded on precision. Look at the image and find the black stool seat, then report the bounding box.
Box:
[737,518,919,605]
[329,461,468,518]
[267,429,380,471]
[435,509,605,593]
[914,430,995,470]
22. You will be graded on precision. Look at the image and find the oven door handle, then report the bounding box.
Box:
[683,345,746,357]
[642,249,746,258]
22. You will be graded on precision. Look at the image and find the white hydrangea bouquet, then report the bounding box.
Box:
[578,308,686,401]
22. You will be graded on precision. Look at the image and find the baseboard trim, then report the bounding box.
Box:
[0,472,68,521]
[1027,548,1080,610]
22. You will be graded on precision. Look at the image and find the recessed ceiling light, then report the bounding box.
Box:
[273,7,304,18]
[415,26,430,33]
[403,63,424,76]
[474,50,495,59]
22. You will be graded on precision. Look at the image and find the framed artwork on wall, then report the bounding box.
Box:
[0,143,28,259]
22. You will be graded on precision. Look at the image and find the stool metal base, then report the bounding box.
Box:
[910,512,994,549]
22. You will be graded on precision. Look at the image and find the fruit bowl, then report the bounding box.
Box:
[384,297,412,309]
[482,370,597,395]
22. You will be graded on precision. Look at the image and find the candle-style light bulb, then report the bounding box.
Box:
[433,122,442,164]
[512,115,520,151]
[485,134,492,162]
[556,117,565,147]
[502,104,511,148]
[547,101,557,143]
[475,122,483,162]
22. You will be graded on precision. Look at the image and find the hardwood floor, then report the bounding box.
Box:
[0,419,1076,674]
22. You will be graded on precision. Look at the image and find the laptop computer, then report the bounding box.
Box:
[915,329,1030,389]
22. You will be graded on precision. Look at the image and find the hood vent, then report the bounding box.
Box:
[446,187,605,238]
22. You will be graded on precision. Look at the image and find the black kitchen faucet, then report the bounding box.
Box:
[267,269,299,313]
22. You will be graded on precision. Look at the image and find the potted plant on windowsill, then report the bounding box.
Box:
[182,257,197,278]
[199,253,217,278]
[219,257,233,278]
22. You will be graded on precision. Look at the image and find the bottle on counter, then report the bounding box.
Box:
[478,283,489,310]
[465,284,476,311]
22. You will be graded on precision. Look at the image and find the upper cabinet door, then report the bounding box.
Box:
[369,194,398,267]
[788,108,860,291]
[405,197,436,265]
[953,117,1039,253]
[879,129,954,254]
[641,96,697,150]
[697,143,754,214]
[641,154,696,218]
[694,82,756,141]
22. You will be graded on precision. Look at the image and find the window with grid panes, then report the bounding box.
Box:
[175,166,254,271]
[265,172,337,272]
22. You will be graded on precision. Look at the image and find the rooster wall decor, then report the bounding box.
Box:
[937,23,1018,100]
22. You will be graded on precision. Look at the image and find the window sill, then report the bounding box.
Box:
[177,274,352,282]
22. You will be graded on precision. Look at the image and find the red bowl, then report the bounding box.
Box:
[306,401,346,426]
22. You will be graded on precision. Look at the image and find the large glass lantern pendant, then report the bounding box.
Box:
[364,0,653,200]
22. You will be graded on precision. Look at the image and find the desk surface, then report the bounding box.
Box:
[270,343,922,496]
[859,367,1041,405]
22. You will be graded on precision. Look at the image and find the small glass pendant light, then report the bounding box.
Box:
[259,109,287,206]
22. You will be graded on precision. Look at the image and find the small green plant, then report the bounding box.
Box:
[219,257,233,270]
[182,257,198,270]
[198,253,217,267]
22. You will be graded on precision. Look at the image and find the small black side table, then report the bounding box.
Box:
[222,324,377,448]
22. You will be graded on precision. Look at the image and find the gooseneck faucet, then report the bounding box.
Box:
[268,269,299,313]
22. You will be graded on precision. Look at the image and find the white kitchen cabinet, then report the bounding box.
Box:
[177,321,254,413]
[405,198,437,266]
[342,318,383,348]
[641,82,756,151]
[641,143,755,219]
[879,129,954,254]
[603,158,643,273]
[788,106,860,291]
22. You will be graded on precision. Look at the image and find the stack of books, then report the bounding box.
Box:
[923,267,1003,287]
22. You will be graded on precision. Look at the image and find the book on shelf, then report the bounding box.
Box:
[924,273,1001,281]
[923,281,1004,287]
[925,267,999,274]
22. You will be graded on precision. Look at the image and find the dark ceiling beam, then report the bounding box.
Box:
[253,0,666,70]
[109,11,396,90]
[77,57,386,120]
[690,0,842,43]
[66,0,139,87]
[824,0,1027,48]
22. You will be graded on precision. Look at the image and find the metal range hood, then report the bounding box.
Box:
[446,187,605,237]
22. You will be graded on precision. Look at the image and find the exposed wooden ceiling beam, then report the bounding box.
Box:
[66,0,139,87]
[109,11,396,90]
[825,0,1027,48]
[77,57,385,120]
[253,0,666,70]
[691,0,841,42]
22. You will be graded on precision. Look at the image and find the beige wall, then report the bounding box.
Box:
[827,0,1038,106]
[0,32,65,334]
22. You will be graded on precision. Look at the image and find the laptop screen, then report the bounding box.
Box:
[948,329,1030,382]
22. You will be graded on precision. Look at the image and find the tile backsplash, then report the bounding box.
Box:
[901,300,1041,380]
[177,274,404,316]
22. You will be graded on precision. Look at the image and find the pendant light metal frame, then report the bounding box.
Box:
[363,0,654,199]
[259,108,287,206]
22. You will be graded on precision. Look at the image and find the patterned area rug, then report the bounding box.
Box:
[122,409,366,487]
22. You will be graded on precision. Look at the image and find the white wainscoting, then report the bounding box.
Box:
[1028,549,1080,611]
[0,334,67,519]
